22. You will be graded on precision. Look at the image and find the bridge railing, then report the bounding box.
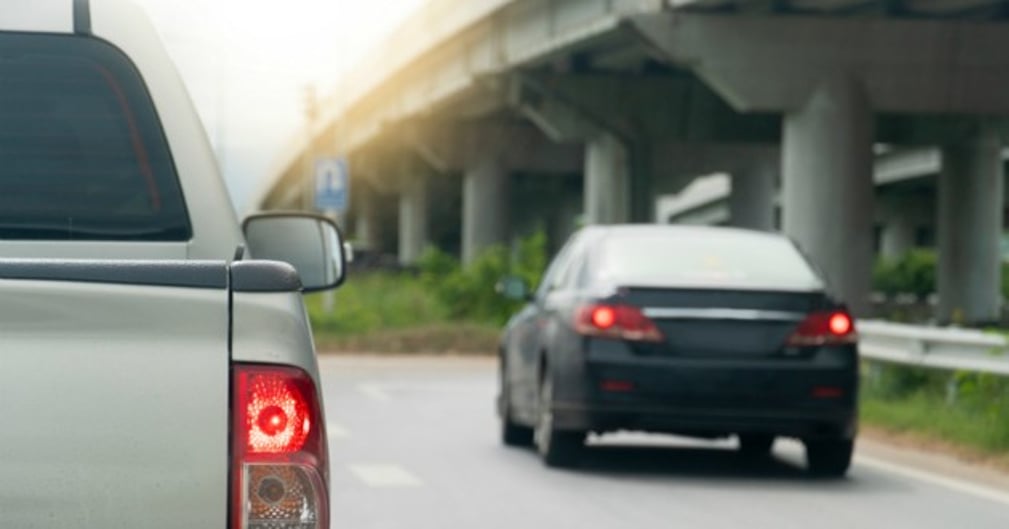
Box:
[858,320,1009,376]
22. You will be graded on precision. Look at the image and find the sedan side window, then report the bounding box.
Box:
[534,238,577,302]
[554,247,585,292]
[573,254,592,289]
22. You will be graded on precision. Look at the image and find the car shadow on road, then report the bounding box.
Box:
[503,434,913,494]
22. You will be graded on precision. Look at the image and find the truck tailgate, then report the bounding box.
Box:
[0,262,229,527]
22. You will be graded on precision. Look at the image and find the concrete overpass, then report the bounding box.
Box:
[259,0,1009,324]
[662,147,1009,261]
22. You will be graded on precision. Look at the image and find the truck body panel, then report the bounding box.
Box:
[0,268,229,527]
[0,2,333,526]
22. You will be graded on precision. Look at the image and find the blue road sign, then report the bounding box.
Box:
[315,157,349,213]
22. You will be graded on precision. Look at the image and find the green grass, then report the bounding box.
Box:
[861,363,1009,456]
[304,271,500,354]
[862,393,1009,454]
[303,232,546,354]
[305,272,450,337]
[311,323,500,355]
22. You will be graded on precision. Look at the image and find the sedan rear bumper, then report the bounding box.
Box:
[544,338,859,440]
[551,401,857,441]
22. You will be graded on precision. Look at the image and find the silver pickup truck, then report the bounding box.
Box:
[0,1,341,527]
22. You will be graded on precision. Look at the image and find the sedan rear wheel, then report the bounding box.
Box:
[535,374,583,468]
[805,438,854,477]
[737,434,775,459]
[502,416,534,447]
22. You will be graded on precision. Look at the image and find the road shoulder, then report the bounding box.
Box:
[859,426,1009,497]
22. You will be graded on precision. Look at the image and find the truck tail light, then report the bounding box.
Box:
[786,310,857,347]
[232,364,328,529]
[574,304,664,343]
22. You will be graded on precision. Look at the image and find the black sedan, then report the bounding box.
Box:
[497,225,858,476]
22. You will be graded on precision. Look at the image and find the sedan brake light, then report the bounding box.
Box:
[575,304,664,343]
[232,364,328,529]
[786,310,857,346]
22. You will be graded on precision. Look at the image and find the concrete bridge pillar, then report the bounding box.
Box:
[398,175,429,266]
[584,133,631,225]
[878,195,918,260]
[463,157,510,264]
[550,186,583,252]
[353,183,382,253]
[729,162,776,231]
[782,76,874,315]
[880,213,916,260]
[938,124,1004,325]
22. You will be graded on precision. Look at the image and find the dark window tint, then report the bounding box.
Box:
[0,33,190,240]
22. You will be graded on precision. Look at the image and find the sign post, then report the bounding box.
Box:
[314,157,349,214]
[314,157,349,315]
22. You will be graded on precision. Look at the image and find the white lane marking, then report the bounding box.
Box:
[356,381,484,401]
[349,464,423,488]
[856,455,1009,507]
[326,422,350,439]
[357,383,392,401]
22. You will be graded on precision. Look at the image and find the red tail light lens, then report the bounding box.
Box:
[575,304,664,343]
[245,373,311,454]
[787,310,857,346]
[232,364,328,529]
[828,313,852,335]
[591,306,617,329]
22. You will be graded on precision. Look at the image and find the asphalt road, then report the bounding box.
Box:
[319,355,1009,529]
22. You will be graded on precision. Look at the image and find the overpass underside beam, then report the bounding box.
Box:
[409,121,586,263]
[631,13,1009,115]
[938,124,1004,325]
[513,79,659,225]
[634,12,1009,316]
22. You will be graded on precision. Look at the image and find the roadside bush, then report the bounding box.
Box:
[873,249,1009,301]
[417,245,509,323]
[306,272,449,337]
[512,229,549,291]
[863,363,947,400]
[871,249,937,299]
[953,371,1009,422]
[306,231,550,351]
[418,230,548,325]
[862,361,1009,453]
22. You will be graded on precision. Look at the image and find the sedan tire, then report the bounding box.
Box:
[502,418,534,447]
[535,374,584,468]
[805,438,854,477]
[499,367,534,447]
[737,434,775,459]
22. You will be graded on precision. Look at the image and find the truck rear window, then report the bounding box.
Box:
[0,33,191,241]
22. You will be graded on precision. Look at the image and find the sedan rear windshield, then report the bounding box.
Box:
[597,229,824,291]
[0,33,191,241]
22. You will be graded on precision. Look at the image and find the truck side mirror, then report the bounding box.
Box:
[242,212,347,292]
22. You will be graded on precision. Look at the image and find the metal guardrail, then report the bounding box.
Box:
[858,320,1009,376]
